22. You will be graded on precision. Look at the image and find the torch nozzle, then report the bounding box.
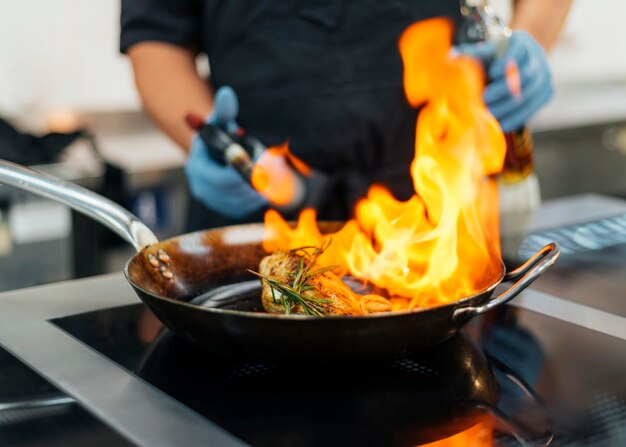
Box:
[193,122,307,211]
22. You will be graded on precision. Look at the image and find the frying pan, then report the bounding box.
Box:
[0,160,559,363]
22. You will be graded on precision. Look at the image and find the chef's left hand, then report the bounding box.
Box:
[457,31,554,132]
[185,86,268,219]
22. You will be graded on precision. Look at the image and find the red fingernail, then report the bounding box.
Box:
[506,59,522,99]
[185,112,205,130]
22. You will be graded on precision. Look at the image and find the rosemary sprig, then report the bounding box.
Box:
[248,240,340,316]
[248,270,330,316]
[289,239,337,293]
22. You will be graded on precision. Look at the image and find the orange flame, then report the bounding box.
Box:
[262,18,505,308]
[417,418,494,447]
[251,142,311,207]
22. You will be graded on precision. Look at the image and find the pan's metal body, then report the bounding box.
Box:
[0,160,560,362]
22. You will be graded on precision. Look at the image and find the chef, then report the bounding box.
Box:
[120,0,572,231]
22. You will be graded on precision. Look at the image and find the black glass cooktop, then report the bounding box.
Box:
[50,303,626,447]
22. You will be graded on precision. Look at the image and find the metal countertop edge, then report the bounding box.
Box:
[0,337,247,447]
[511,289,626,341]
[0,276,248,447]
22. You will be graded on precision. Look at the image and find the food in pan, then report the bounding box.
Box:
[250,242,392,316]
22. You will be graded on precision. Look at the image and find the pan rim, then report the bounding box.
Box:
[124,257,506,321]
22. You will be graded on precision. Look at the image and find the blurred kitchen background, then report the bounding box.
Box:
[0,0,625,292]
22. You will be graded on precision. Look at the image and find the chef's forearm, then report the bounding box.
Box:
[127,42,213,151]
[511,0,573,51]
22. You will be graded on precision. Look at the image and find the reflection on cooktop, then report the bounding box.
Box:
[52,304,626,447]
[0,345,133,447]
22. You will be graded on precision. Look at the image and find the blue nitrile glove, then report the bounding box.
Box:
[456,31,554,132]
[185,86,268,219]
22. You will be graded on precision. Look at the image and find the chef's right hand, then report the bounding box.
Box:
[185,86,268,219]
[456,31,553,133]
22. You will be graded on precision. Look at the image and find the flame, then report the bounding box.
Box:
[417,418,494,447]
[262,18,505,308]
[251,142,311,207]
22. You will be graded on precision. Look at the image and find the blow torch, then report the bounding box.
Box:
[186,113,309,214]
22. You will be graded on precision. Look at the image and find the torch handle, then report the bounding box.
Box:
[197,124,255,183]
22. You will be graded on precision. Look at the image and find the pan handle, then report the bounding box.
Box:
[453,243,560,321]
[0,159,158,252]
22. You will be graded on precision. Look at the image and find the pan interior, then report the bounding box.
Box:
[187,275,391,312]
[126,224,269,303]
[189,280,264,312]
[126,223,505,313]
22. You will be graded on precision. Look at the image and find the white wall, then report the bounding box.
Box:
[1,1,625,127]
[0,0,139,118]
[549,0,626,86]
[492,0,626,85]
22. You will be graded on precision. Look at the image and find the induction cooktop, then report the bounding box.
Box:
[50,301,626,447]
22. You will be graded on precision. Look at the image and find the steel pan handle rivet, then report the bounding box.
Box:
[157,250,171,264]
[147,253,160,268]
[159,266,174,280]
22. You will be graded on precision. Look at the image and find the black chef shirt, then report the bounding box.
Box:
[121,0,461,230]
